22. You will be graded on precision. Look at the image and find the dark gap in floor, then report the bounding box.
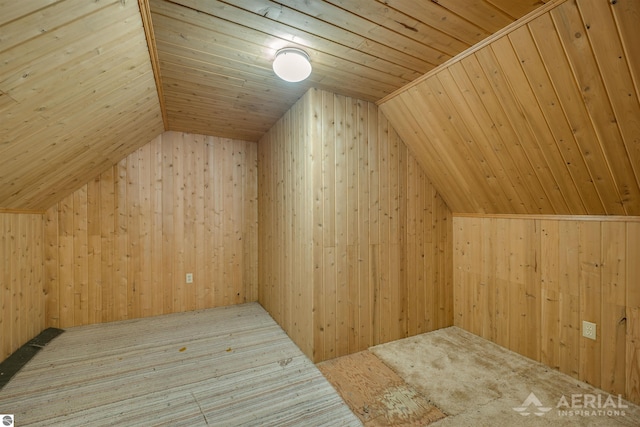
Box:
[0,328,64,390]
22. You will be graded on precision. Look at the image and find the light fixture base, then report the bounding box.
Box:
[273,48,312,83]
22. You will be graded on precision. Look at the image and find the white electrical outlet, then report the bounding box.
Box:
[186,273,193,284]
[582,321,596,340]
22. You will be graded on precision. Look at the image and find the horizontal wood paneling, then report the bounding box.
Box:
[44,131,258,328]
[258,88,453,362]
[380,0,640,216]
[0,0,164,210]
[453,215,640,404]
[146,0,546,141]
[0,213,44,363]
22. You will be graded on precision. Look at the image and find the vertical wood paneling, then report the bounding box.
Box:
[627,222,640,403]
[380,0,640,216]
[258,88,453,363]
[558,220,580,378]
[454,214,640,405]
[601,221,627,396]
[0,213,44,363]
[258,94,316,359]
[43,131,258,329]
[578,222,601,387]
[540,219,560,370]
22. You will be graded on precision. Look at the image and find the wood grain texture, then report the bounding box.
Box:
[258,88,453,363]
[453,214,640,405]
[146,0,545,142]
[43,131,258,329]
[380,0,640,216]
[0,0,164,210]
[0,213,44,363]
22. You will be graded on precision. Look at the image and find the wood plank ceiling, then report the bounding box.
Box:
[0,0,165,211]
[149,0,549,141]
[0,0,549,210]
[379,0,640,215]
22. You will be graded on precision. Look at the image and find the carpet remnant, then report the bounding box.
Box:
[317,350,446,426]
[370,327,640,426]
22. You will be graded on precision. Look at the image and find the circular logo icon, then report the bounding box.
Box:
[1,415,13,427]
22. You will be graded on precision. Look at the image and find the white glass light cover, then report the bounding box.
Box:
[272,48,312,82]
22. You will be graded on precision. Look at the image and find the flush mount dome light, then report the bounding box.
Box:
[272,48,312,82]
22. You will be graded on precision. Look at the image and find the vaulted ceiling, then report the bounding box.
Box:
[0,0,550,211]
[380,0,640,215]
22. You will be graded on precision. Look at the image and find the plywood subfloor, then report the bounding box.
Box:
[0,303,361,426]
[317,350,446,426]
[370,327,640,427]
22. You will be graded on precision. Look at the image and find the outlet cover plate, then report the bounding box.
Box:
[582,320,596,340]
[186,273,193,284]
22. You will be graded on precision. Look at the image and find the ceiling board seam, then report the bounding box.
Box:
[378,0,570,105]
[610,3,640,202]
[482,0,529,21]
[609,1,640,109]
[0,0,119,55]
[321,0,458,59]
[433,71,519,213]
[492,35,575,214]
[453,212,640,223]
[525,17,607,215]
[139,0,169,131]
[550,2,631,215]
[482,45,562,213]
[579,0,640,208]
[459,54,547,213]
[157,0,434,78]
[0,208,46,215]
[534,10,624,215]
[372,0,489,47]
[262,0,447,66]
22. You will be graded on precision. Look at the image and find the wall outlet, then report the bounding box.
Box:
[186,273,193,284]
[582,321,596,340]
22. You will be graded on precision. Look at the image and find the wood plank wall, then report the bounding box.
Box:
[379,0,640,216]
[258,92,315,357]
[0,213,44,362]
[258,88,453,362]
[453,215,640,404]
[44,131,257,328]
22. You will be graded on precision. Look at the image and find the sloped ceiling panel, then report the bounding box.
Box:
[0,0,164,210]
[148,0,549,142]
[379,0,640,215]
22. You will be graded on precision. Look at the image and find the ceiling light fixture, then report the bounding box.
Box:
[272,48,312,82]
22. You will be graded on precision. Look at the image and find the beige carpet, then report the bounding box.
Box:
[370,326,640,427]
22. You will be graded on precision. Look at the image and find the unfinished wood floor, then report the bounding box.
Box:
[0,303,360,426]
